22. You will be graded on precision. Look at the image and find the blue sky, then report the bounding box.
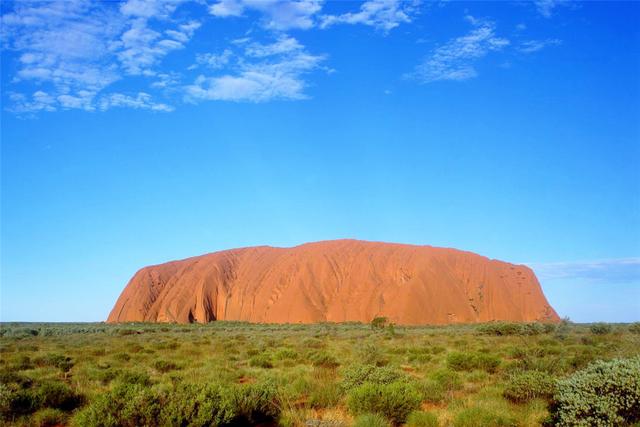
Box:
[1,0,639,323]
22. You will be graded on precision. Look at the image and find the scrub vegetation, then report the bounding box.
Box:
[0,320,638,426]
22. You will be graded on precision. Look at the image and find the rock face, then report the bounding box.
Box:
[107,239,559,325]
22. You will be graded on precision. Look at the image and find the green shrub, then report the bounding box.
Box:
[116,370,152,386]
[0,369,33,388]
[629,322,640,334]
[477,322,555,336]
[0,383,37,418]
[567,349,598,371]
[32,408,66,427]
[72,383,161,427]
[113,352,131,362]
[419,369,462,403]
[502,371,555,403]
[274,348,298,360]
[89,367,119,385]
[159,383,235,426]
[371,317,389,330]
[0,380,82,420]
[11,355,34,370]
[589,323,612,335]
[406,410,439,427]
[310,352,339,369]
[246,347,261,357]
[226,381,280,424]
[407,348,432,364]
[546,357,640,426]
[357,342,389,366]
[477,322,523,336]
[542,323,557,334]
[347,381,421,424]
[153,359,179,373]
[249,354,274,369]
[341,365,404,390]
[159,381,280,426]
[453,407,517,427]
[34,353,74,372]
[354,413,390,427]
[33,381,84,411]
[308,381,343,409]
[447,352,500,373]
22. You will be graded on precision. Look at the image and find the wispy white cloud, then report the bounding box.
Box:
[518,38,561,53]
[2,1,122,98]
[116,18,200,76]
[8,91,58,113]
[534,0,570,18]
[209,0,323,30]
[98,92,174,112]
[120,0,182,19]
[408,16,509,83]
[150,72,182,89]
[244,35,303,57]
[529,258,640,284]
[190,50,234,70]
[320,0,418,32]
[184,36,326,102]
[1,0,195,112]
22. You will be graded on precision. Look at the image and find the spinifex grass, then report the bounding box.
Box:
[0,321,638,426]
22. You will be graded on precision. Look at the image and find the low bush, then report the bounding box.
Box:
[545,356,640,426]
[371,317,389,330]
[116,370,152,386]
[447,352,500,373]
[274,348,298,360]
[225,381,280,424]
[88,367,119,385]
[33,381,84,411]
[354,413,390,427]
[0,380,83,420]
[477,322,555,336]
[453,407,517,427]
[406,410,439,427]
[407,348,432,364]
[160,383,280,426]
[249,354,274,369]
[159,383,235,426]
[153,359,179,373]
[34,353,74,372]
[0,369,33,388]
[357,342,389,367]
[502,371,555,403]
[76,380,280,426]
[32,408,66,427]
[347,381,421,425]
[113,352,131,362]
[0,383,37,418]
[589,322,612,335]
[308,381,342,409]
[419,369,462,403]
[629,322,640,334]
[341,365,404,390]
[310,352,339,369]
[72,383,162,427]
[477,322,525,336]
[11,355,34,370]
